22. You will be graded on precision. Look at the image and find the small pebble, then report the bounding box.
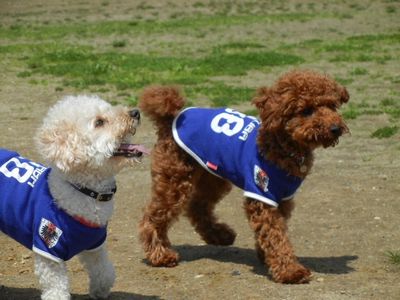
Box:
[231,270,241,276]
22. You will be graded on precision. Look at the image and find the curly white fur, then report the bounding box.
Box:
[23,95,140,300]
[79,247,116,299]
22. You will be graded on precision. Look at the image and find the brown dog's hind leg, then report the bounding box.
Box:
[186,170,236,246]
[139,142,195,267]
[244,198,311,284]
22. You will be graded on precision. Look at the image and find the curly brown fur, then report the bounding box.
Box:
[253,70,349,178]
[138,70,349,284]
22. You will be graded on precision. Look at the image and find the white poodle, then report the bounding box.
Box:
[0,95,147,299]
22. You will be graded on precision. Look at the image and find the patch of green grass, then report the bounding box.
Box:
[243,108,258,117]
[137,2,155,10]
[187,83,254,106]
[16,71,32,78]
[335,77,354,85]
[380,98,400,119]
[342,102,366,120]
[350,67,368,76]
[386,251,400,266]
[0,44,28,54]
[125,95,139,107]
[19,43,303,99]
[2,40,302,106]
[193,2,206,8]
[347,33,400,44]
[297,38,324,47]
[300,33,400,63]
[216,42,266,51]
[342,97,400,121]
[0,13,324,40]
[342,107,361,120]
[371,126,398,138]
[112,40,127,48]
[381,98,399,107]
[321,42,374,52]
[386,6,396,13]
[385,108,400,119]
[286,33,399,56]
[330,53,392,63]
[200,50,304,76]
[1,5,398,118]
[391,76,400,84]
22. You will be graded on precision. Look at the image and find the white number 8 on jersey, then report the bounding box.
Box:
[0,157,34,183]
[210,112,245,136]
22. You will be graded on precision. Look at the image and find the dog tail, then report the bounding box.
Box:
[139,86,185,129]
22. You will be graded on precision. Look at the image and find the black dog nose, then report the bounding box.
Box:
[130,109,140,120]
[330,124,342,136]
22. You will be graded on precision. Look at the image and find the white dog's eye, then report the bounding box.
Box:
[95,118,105,128]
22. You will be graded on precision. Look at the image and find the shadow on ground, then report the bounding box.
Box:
[0,286,161,300]
[173,244,357,276]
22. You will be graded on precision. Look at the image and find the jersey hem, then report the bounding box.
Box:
[32,246,63,263]
[282,193,296,201]
[84,241,106,253]
[243,191,279,207]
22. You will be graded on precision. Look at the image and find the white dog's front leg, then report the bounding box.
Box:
[34,254,70,300]
[79,245,115,299]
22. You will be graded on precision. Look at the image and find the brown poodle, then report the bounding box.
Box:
[138,70,349,284]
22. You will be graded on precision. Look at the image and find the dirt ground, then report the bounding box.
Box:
[1,1,400,299]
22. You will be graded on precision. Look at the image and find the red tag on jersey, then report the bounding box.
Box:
[206,161,218,171]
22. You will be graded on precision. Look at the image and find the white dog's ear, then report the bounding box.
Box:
[36,121,86,172]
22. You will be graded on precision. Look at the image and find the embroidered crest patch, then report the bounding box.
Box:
[254,165,269,192]
[39,218,62,248]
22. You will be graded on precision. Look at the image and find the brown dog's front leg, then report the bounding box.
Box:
[244,198,311,284]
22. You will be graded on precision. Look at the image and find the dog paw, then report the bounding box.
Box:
[148,247,179,267]
[89,280,114,300]
[273,263,312,284]
[89,292,110,300]
[41,290,70,300]
[86,260,115,299]
[201,223,236,246]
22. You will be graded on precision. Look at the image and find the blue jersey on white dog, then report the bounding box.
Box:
[0,149,107,263]
[172,108,303,207]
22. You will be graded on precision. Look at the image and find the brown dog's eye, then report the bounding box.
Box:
[329,104,338,111]
[302,108,313,116]
[94,118,105,128]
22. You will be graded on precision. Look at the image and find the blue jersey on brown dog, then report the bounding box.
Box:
[0,149,107,263]
[172,107,303,207]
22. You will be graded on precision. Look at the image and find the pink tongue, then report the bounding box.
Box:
[119,144,150,155]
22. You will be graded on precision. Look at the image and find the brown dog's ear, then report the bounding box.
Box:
[339,86,350,104]
[252,87,274,111]
[35,121,86,172]
[252,87,285,133]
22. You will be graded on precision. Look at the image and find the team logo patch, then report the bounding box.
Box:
[39,218,62,248]
[254,165,269,192]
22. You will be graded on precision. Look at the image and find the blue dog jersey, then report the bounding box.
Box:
[172,108,303,207]
[0,149,107,263]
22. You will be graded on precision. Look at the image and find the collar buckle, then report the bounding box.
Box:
[96,192,114,202]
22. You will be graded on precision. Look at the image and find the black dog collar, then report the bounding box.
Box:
[70,183,117,202]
